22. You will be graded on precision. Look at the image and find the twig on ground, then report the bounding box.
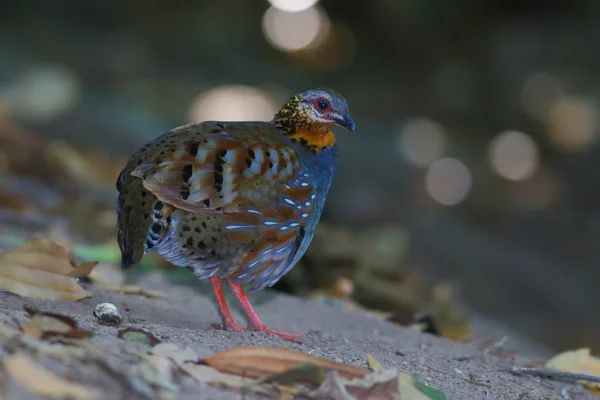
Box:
[483,336,508,354]
[508,367,600,385]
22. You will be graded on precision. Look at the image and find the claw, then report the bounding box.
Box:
[248,325,303,343]
[211,321,246,331]
[228,279,303,343]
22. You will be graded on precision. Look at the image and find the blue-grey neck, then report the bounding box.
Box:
[311,144,338,193]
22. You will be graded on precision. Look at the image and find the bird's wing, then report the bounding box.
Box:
[131,121,308,213]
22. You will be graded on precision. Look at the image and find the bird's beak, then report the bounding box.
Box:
[333,113,356,132]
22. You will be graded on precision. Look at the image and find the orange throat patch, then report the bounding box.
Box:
[288,128,335,151]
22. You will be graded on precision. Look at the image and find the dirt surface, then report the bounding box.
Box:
[0,272,595,400]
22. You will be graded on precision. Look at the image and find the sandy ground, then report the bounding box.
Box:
[0,272,596,400]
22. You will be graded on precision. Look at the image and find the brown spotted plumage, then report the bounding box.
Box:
[117,88,355,341]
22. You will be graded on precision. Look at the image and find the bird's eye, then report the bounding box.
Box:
[315,98,330,111]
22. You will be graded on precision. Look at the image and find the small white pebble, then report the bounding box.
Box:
[94,303,122,325]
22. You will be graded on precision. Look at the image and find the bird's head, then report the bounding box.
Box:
[274,88,355,152]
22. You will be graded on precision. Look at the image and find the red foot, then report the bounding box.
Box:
[211,319,246,332]
[210,277,304,343]
[228,279,303,343]
[247,324,303,343]
[213,322,302,342]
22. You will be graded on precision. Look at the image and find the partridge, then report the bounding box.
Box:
[116,88,355,341]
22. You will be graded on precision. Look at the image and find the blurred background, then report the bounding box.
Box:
[0,0,599,356]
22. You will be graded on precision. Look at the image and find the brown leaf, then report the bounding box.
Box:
[22,314,72,340]
[257,362,326,387]
[203,346,368,381]
[66,261,99,278]
[315,371,355,400]
[150,343,249,388]
[182,364,249,387]
[151,343,199,365]
[17,336,90,362]
[139,354,179,392]
[365,354,447,400]
[345,369,400,400]
[23,304,78,328]
[0,237,99,301]
[317,369,402,400]
[88,264,125,288]
[4,353,101,399]
[316,368,442,400]
[22,305,93,340]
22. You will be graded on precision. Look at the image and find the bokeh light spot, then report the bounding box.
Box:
[546,95,599,152]
[188,85,278,122]
[262,5,327,52]
[0,65,80,122]
[425,158,471,206]
[268,0,319,12]
[489,130,539,181]
[397,118,447,167]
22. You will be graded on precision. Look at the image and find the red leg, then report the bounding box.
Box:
[227,279,302,343]
[210,277,245,331]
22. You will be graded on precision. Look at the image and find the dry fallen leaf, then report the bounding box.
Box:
[203,346,368,381]
[139,354,179,392]
[313,371,353,400]
[347,369,401,400]
[150,343,251,391]
[546,348,600,393]
[398,372,447,400]
[66,261,98,278]
[253,362,326,387]
[22,305,93,340]
[431,283,471,342]
[0,237,98,301]
[367,353,384,372]
[4,353,100,399]
[317,368,446,400]
[152,343,199,365]
[22,314,71,339]
[19,335,91,362]
[88,263,125,288]
[365,353,447,400]
[183,364,249,387]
